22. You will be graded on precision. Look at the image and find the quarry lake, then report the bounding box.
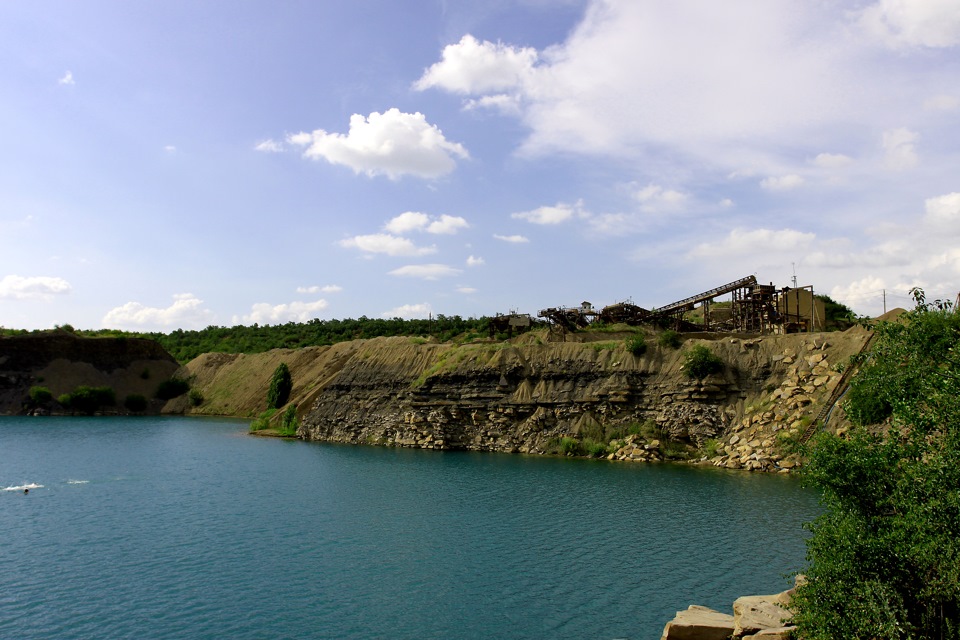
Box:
[1,416,819,639]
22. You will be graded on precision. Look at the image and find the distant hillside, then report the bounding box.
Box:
[0,330,180,415]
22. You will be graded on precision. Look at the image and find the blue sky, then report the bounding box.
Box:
[2,0,959,331]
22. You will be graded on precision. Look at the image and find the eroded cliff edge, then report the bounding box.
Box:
[173,326,872,470]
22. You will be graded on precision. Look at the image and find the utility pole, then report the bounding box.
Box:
[791,263,798,289]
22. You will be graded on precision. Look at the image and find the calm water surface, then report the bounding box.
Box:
[0,416,819,639]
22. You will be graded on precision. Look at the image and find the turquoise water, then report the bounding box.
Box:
[0,416,819,639]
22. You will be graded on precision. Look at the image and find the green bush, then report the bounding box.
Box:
[267,363,292,409]
[60,386,116,415]
[124,394,148,412]
[278,404,299,436]
[626,334,647,356]
[188,389,204,407]
[683,344,724,380]
[793,292,960,639]
[249,408,277,432]
[658,329,681,349]
[155,376,190,400]
[28,386,53,405]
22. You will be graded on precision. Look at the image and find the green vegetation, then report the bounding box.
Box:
[28,385,53,405]
[155,376,190,400]
[682,344,724,380]
[58,385,116,415]
[701,438,721,458]
[188,389,204,407]
[278,405,299,436]
[793,289,960,639]
[267,363,292,409]
[626,333,647,356]
[124,394,148,412]
[249,408,277,432]
[658,329,681,349]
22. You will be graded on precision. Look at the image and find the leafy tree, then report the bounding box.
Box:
[658,329,682,349]
[793,291,960,639]
[815,294,857,329]
[683,344,723,380]
[267,363,292,409]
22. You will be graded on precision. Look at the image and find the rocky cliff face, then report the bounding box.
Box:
[176,327,871,470]
[0,331,180,414]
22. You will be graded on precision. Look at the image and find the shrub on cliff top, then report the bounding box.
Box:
[626,333,647,356]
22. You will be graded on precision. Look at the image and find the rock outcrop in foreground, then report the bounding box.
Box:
[661,578,803,639]
[175,326,871,469]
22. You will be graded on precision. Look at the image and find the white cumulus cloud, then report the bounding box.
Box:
[339,233,436,257]
[287,108,469,179]
[466,255,485,266]
[859,0,960,48]
[924,192,960,228]
[58,71,74,85]
[232,299,329,325]
[512,201,584,224]
[102,293,214,329]
[414,34,537,95]
[635,185,690,212]
[387,264,462,280]
[0,275,71,301]
[381,303,433,319]
[384,211,469,235]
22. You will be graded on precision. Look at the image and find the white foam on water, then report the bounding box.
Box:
[3,483,43,492]
[67,480,90,485]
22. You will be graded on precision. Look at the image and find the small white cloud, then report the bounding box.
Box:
[383,212,469,235]
[164,145,176,153]
[924,192,960,228]
[635,185,689,211]
[339,233,437,257]
[427,214,469,235]
[414,34,537,95]
[320,284,342,293]
[255,139,284,153]
[882,127,919,170]
[287,108,469,180]
[233,299,329,325]
[466,255,485,267]
[690,228,816,258]
[385,211,430,234]
[719,199,735,208]
[0,275,71,301]
[812,153,854,168]
[924,95,960,111]
[387,264,462,280]
[456,286,477,294]
[381,303,433,319]
[859,0,960,48]
[58,71,74,85]
[512,201,583,225]
[102,293,214,329]
[493,234,529,243]
[760,174,805,191]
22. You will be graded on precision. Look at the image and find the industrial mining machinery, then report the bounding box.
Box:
[531,275,823,335]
